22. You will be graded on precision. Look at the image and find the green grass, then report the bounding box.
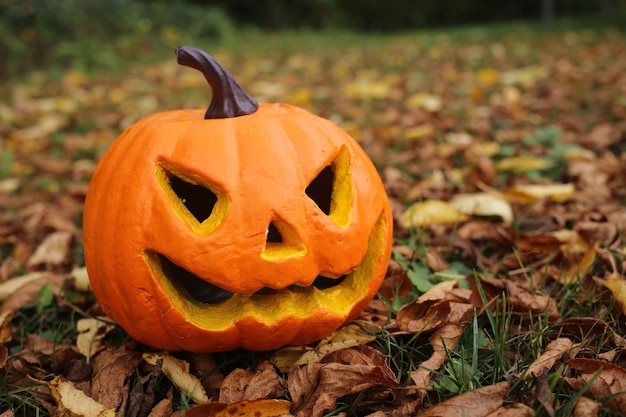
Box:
[2,5,626,416]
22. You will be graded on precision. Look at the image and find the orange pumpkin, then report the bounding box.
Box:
[82,46,393,352]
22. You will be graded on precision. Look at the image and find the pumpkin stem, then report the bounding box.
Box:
[176,46,258,119]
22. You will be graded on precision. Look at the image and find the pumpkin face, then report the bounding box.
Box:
[82,46,393,352]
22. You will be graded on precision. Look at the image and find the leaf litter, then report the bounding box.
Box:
[2,22,626,417]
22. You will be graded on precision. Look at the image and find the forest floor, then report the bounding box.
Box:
[2,16,626,417]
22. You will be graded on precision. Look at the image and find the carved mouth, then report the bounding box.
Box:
[145,251,348,305]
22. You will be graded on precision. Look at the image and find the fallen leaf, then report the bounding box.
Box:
[525,338,575,379]
[506,183,575,203]
[400,200,468,229]
[605,273,626,315]
[0,345,7,369]
[574,396,601,417]
[552,317,626,347]
[406,93,442,112]
[70,266,91,292]
[565,358,626,413]
[449,193,513,224]
[90,349,143,410]
[396,300,474,334]
[411,324,466,388]
[76,318,115,360]
[418,381,510,416]
[0,273,67,315]
[469,276,559,319]
[476,68,501,86]
[484,402,534,416]
[496,156,552,172]
[0,272,51,302]
[26,231,73,269]
[143,352,209,404]
[173,399,292,417]
[288,346,398,417]
[49,375,115,417]
[147,388,173,417]
[219,361,283,402]
[402,124,436,141]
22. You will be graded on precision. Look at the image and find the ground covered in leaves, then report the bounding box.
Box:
[2,18,626,417]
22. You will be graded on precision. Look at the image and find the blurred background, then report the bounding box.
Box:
[2,0,625,78]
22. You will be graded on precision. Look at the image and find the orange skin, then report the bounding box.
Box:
[83,103,393,352]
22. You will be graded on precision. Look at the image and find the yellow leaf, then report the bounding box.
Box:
[605,273,626,315]
[449,193,513,224]
[344,76,391,100]
[76,318,114,359]
[402,124,435,141]
[400,200,468,229]
[496,155,552,172]
[406,92,442,112]
[507,183,575,202]
[476,68,500,86]
[550,230,597,284]
[143,352,209,404]
[49,375,115,417]
[501,65,548,87]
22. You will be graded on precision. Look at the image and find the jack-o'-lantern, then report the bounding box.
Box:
[82,46,393,352]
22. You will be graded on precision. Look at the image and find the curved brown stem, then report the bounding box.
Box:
[176,46,258,119]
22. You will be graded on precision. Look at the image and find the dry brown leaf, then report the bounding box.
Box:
[418,381,510,417]
[26,230,73,269]
[484,402,534,416]
[143,352,209,404]
[396,299,475,334]
[565,358,626,413]
[90,349,143,410]
[288,346,399,417]
[173,399,292,417]
[147,388,173,417]
[469,275,559,320]
[553,317,626,347]
[0,344,7,369]
[49,375,115,417]
[549,229,597,284]
[219,361,283,403]
[574,396,601,417]
[76,318,115,360]
[411,324,465,388]
[0,310,13,344]
[0,272,50,301]
[525,338,575,379]
[271,324,376,372]
[0,409,15,417]
[417,280,459,303]
[0,272,67,315]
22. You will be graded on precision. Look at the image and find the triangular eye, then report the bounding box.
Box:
[305,165,334,215]
[305,147,353,227]
[167,172,217,222]
[156,162,229,234]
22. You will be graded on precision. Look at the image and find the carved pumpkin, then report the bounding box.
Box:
[82,46,393,352]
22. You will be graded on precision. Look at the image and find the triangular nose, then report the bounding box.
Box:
[266,221,283,243]
[262,218,306,260]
